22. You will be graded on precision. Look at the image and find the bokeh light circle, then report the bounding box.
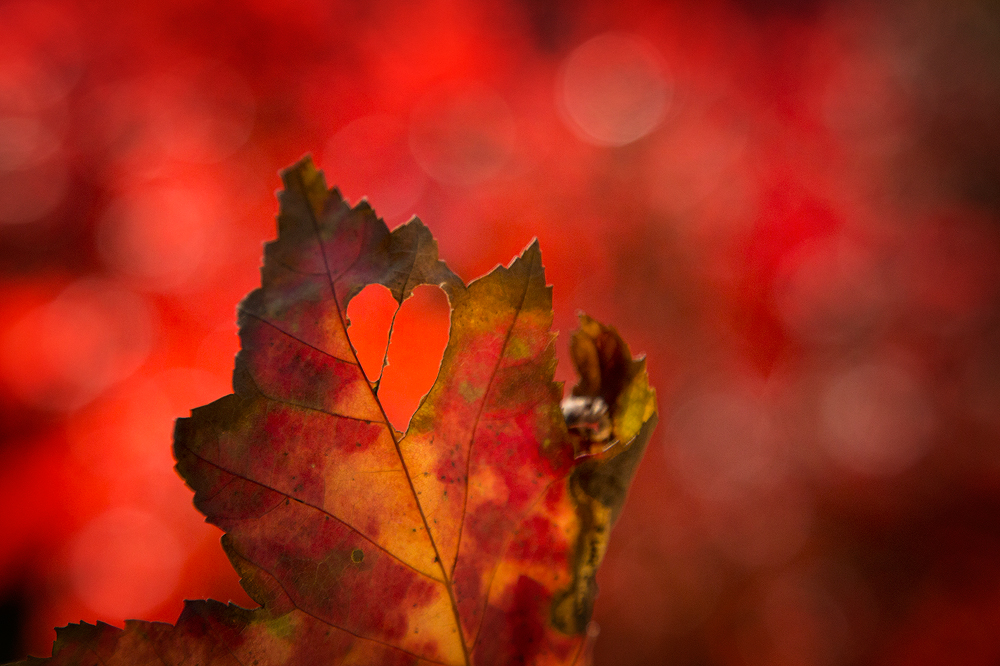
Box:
[0,278,156,410]
[0,154,68,225]
[820,360,935,476]
[668,388,786,500]
[0,116,61,171]
[558,32,671,146]
[69,507,183,618]
[149,61,255,165]
[409,81,517,186]
[323,114,427,220]
[96,185,213,291]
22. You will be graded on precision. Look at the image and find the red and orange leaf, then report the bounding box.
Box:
[17,156,657,666]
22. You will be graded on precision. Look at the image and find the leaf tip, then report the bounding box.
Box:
[279,153,333,218]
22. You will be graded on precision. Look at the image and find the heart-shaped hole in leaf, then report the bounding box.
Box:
[345,284,396,381]
[347,283,450,431]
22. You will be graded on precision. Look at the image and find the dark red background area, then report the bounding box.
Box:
[3,1,1000,664]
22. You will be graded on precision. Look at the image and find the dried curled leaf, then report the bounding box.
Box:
[18,156,657,666]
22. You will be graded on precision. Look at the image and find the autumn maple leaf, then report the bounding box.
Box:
[17,156,657,666]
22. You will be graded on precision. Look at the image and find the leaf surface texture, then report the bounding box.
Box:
[20,157,657,666]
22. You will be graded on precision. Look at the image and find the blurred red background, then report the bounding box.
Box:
[3,0,1000,664]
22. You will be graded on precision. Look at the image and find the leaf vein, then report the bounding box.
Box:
[376,238,420,388]
[145,639,172,666]
[468,475,563,651]
[292,169,469,664]
[239,310,357,366]
[179,442,443,583]
[257,392,385,425]
[223,543,456,666]
[274,257,327,277]
[451,250,539,579]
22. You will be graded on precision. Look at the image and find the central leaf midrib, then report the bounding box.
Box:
[299,172,470,665]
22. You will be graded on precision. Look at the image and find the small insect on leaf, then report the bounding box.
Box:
[17,155,657,666]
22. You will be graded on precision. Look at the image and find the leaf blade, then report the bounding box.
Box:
[16,156,658,666]
[175,156,469,662]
